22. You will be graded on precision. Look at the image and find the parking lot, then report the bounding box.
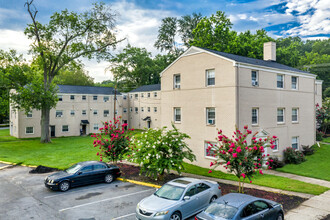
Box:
[0,165,155,220]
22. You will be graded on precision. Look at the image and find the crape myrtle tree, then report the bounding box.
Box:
[11,0,123,143]
[207,126,276,193]
[91,117,133,164]
[130,124,196,180]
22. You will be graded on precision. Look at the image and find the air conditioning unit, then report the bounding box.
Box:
[56,115,63,118]
[252,81,259,86]
[174,84,181,89]
[104,114,109,117]
[208,119,215,125]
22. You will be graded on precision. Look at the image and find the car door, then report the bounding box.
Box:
[195,183,211,209]
[241,201,271,220]
[93,164,107,182]
[72,165,95,186]
[253,201,273,220]
[180,185,199,218]
[241,202,258,220]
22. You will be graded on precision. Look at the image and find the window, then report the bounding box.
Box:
[58,95,63,101]
[148,107,150,112]
[185,186,196,197]
[26,112,32,118]
[196,183,210,193]
[273,139,279,151]
[292,137,299,149]
[56,110,63,118]
[82,95,86,100]
[130,107,132,112]
[292,108,298,122]
[174,108,181,122]
[206,69,215,86]
[154,92,157,97]
[206,108,215,125]
[93,110,98,115]
[135,107,138,113]
[130,94,133,99]
[93,95,98,101]
[81,165,93,173]
[254,201,269,212]
[173,74,181,89]
[241,204,256,218]
[154,107,157,112]
[25,127,34,134]
[251,70,259,86]
[123,108,127,113]
[82,110,87,115]
[123,95,127,100]
[252,108,258,125]
[62,125,69,132]
[104,110,109,117]
[135,94,138,99]
[103,96,109,102]
[291,76,298,90]
[70,110,75,116]
[115,109,118,114]
[93,124,99,130]
[277,74,284,88]
[141,107,144,112]
[277,108,285,123]
[70,95,75,100]
[93,164,106,170]
[141,93,144,97]
[205,141,217,158]
[148,93,150,97]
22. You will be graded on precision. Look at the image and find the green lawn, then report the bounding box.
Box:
[277,143,330,181]
[0,129,328,195]
[322,137,330,143]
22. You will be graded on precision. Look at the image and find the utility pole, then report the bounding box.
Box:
[113,84,117,120]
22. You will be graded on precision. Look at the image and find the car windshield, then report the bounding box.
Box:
[154,184,185,200]
[66,164,82,174]
[205,203,238,219]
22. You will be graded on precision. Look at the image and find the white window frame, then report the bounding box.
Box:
[154,107,157,113]
[25,127,34,134]
[174,107,181,123]
[135,107,138,113]
[82,110,87,115]
[141,107,144,112]
[292,108,299,123]
[56,110,63,118]
[123,108,127,113]
[206,69,215,86]
[148,107,150,112]
[62,125,69,132]
[70,95,75,100]
[123,95,127,100]
[206,108,215,125]
[70,110,75,116]
[277,108,285,124]
[291,76,298,90]
[93,95,98,101]
[252,108,259,125]
[58,95,63,101]
[130,107,132,112]
[204,141,217,159]
[141,93,144,98]
[135,94,138,99]
[93,110,98,115]
[147,93,150,97]
[26,112,33,118]
[273,139,279,152]
[82,95,86,100]
[103,96,109,102]
[173,74,181,89]
[103,110,109,117]
[251,70,259,86]
[292,137,299,150]
[93,124,99,130]
[277,74,284,89]
[154,92,157,97]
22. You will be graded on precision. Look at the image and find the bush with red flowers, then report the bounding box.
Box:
[283,147,305,164]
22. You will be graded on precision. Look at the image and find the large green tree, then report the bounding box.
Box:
[53,63,94,86]
[11,0,123,143]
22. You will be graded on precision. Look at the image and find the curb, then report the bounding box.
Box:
[0,160,37,168]
[117,177,161,189]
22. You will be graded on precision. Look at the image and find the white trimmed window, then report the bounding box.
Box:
[206,108,215,125]
[103,96,109,102]
[154,92,157,97]
[154,107,157,112]
[123,108,127,113]
[204,141,217,158]
[130,107,132,112]
[277,74,284,88]
[70,110,75,116]
[123,95,127,100]
[141,107,144,112]
[26,112,32,118]
[135,94,138,99]
[251,70,259,86]
[82,110,87,115]
[25,127,34,134]
[252,108,258,125]
[58,95,63,101]
[174,108,181,122]
[141,93,144,97]
[273,139,279,151]
[130,94,132,99]
[292,137,299,150]
[104,110,109,117]
[93,95,98,101]
[62,125,69,132]
[292,108,298,123]
[82,95,86,100]
[277,108,285,123]
[70,95,75,100]
[148,107,150,112]
[93,110,98,115]
[206,69,215,86]
[135,107,138,113]
[148,93,150,97]
[173,74,181,89]
[93,124,99,130]
[291,76,298,90]
[56,110,63,118]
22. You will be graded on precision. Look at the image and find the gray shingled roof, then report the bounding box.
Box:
[58,85,120,95]
[129,84,161,93]
[200,47,313,75]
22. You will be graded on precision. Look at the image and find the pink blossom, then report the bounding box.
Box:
[230,143,235,148]
[233,153,237,158]
[259,170,263,175]
[227,161,231,165]
[244,125,248,129]
[253,146,258,151]
[236,148,242,153]
[228,148,233,153]
[241,173,246,178]
[208,170,212,173]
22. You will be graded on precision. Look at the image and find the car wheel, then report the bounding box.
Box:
[210,195,217,203]
[59,181,70,192]
[104,174,114,183]
[170,212,181,220]
[277,213,283,220]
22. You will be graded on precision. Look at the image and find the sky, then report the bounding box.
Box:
[0,0,329,82]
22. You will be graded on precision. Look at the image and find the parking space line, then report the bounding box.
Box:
[112,213,135,220]
[59,189,153,212]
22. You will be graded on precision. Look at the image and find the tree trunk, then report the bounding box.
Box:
[40,106,51,143]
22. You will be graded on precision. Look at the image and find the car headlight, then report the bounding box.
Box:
[155,211,169,216]
[136,203,140,209]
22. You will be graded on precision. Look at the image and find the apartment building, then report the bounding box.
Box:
[10,85,127,138]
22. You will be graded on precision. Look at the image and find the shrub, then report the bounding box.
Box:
[131,124,196,180]
[283,147,306,164]
[267,157,285,170]
[316,130,325,141]
[302,145,315,156]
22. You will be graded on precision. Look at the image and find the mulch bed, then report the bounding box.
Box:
[29,165,59,173]
[117,163,307,213]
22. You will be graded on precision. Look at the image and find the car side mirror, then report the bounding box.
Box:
[183,196,190,201]
[77,171,82,175]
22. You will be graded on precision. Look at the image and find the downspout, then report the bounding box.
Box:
[235,63,239,129]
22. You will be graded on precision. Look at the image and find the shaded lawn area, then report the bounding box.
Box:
[0,129,18,142]
[182,163,329,196]
[277,143,330,181]
[322,137,330,143]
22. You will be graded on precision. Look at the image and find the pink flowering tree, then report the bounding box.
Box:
[316,100,329,134]
[91,116,133,164]
[207,125,276,193]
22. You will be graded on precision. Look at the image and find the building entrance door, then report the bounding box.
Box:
[82,125,87,135]
[50,126,55,137]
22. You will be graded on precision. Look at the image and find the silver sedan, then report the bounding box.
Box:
[136,177,222,220]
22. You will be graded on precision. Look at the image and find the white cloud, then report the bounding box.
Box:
[0,29,32,59]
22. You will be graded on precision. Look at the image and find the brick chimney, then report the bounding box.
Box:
[263,42,276,61]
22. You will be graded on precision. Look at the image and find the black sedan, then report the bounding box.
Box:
[44,161,121,192]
